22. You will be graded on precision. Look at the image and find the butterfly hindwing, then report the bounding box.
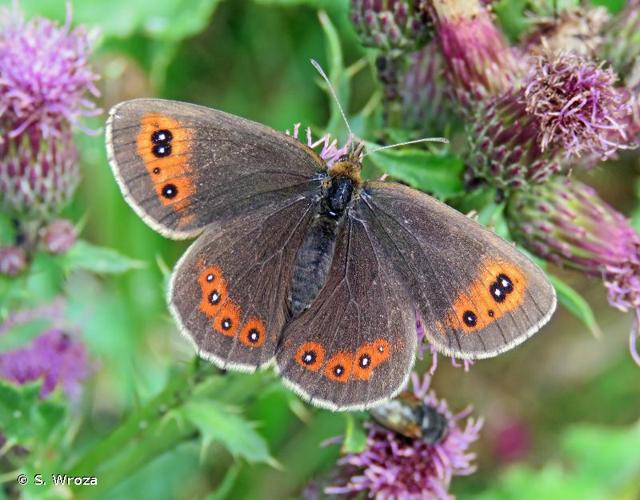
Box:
[169,195,316,370]
[276,215,417,411]
[355,181,556,359]
[106,98,324,239]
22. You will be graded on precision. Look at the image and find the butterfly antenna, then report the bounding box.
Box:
[310,59,354,144]
[363,137,449,156]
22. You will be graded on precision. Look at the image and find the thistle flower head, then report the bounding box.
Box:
[430,0,521,105]
[0,6,99,138]
[400,42,453,133]
[467,90,563,191]
[350,0,432,54]
[0,328,90,398]
[507,177,640,365]
[524,52,633,159]
[0,5,99,219]
[325,372,483,498]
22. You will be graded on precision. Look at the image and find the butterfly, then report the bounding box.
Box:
[106,98,556,411]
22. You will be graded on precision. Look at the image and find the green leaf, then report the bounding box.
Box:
[367,147,464,198]
[178,400,276,466]
[548,274,602,339]
[2,0,223,41]
[62,240,145,274]
[341,413,367,454]
[0,381,65,445]
[562,423,640,485]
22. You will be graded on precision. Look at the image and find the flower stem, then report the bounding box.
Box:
[66,359,273,494]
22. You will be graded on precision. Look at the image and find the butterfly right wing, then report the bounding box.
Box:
[169,194,316,370]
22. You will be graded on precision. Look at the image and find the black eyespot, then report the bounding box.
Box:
[152,129,173,143]
[162,184,178,199]
[247,328,260,343]
[333,365,345,377]
[497,273,513,293]
[221,318,232,330]
[206,274,214,282]
[153,167,160,174]
[490,282,506,303]
[302,351,316,365]
[488,309,495,317]
[462,310,477,327]
[208,291,220,305]
[378,345,385,353]
[359,354,371,369]
[152,143,172,157]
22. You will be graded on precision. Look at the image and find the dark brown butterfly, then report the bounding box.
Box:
[106,98,556,411]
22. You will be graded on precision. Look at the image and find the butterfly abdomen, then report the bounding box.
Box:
[288,176,354,317]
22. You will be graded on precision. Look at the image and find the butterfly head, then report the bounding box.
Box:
[328,141,365,186]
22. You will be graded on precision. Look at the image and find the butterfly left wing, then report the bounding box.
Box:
[170,195,316,370]
[276,215,417,411]
[354,181,556,360]
[106,98,324,239]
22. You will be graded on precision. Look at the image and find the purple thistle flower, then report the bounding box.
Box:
[507,176,640,365]
[429,0,521,106]
[0,328,90,399]
[0,5,100,139]
[350,0,432,54]
[0,5,99,218]
[287,123,352,167]
[325,372,483,498]
[523,51,634,160]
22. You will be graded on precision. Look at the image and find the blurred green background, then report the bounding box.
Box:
[1,0,639,498]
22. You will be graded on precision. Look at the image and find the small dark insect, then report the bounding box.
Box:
[369,392,448,444]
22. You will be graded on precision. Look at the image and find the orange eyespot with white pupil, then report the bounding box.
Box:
[295,342,325,372]
[324,352,353,383]
[198,266,228,318]
[239,317,266,348]
[213,301,240,337]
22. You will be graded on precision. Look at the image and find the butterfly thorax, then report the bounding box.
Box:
[288,170,359,318]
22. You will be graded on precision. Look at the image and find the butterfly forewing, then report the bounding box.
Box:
[276,216,417,411]
[355,181,556,359]
[170,195,317,370]
[106,98,324,239]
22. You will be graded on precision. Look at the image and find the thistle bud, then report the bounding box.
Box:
[507,177,640,365]
[350,0,432,54]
